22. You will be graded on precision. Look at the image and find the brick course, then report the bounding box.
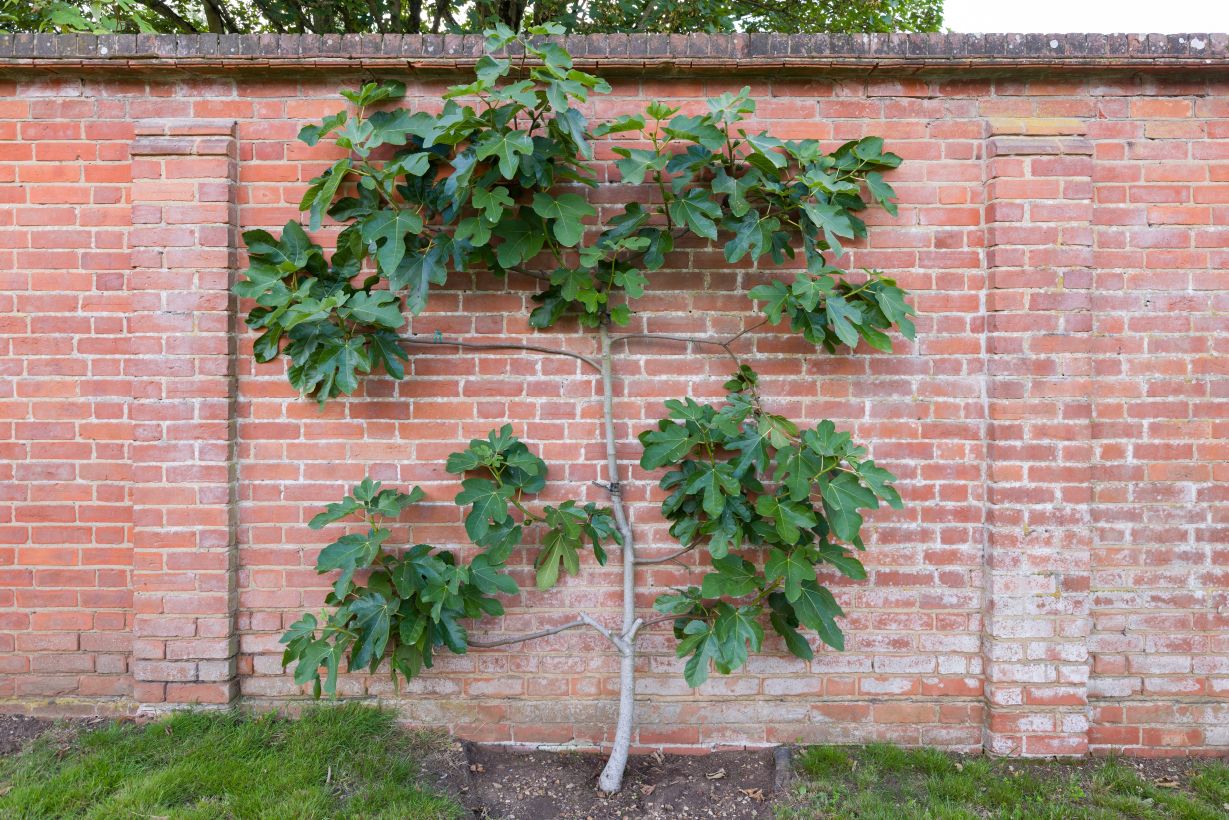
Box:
[0,35,1226,756]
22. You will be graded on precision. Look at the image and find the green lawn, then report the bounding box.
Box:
[0,704,460,819]
[6,708,1229,820]
[780,743,1229,820]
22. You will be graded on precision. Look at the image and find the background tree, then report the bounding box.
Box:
[3,0,942,35]
[233,24,916,792]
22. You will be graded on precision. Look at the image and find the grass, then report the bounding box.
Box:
[0,703,461,819]
[780,743,1229,820]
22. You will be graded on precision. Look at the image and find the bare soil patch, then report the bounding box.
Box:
[451,745,777,819]
[0,715,53,756]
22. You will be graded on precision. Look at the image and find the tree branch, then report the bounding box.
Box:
[135,0,202,32]
[580,611,631,654]
[401,335,601,373]
[610,318,771,370]
[635,544,696,565]
[201,0,242,33]
[467,618,586,648]
[467,611,623,649]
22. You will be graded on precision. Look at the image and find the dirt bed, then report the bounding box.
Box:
[0,715,54,756]
[453,746,777,819]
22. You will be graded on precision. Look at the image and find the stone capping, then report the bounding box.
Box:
[0,32,1226,73]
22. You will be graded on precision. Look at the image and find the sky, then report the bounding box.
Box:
[944,0,1229,33]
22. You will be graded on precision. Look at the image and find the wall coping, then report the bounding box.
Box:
[1,32,1227,74]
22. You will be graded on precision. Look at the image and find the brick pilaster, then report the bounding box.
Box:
[128,120,239,707]
[982,133,1095,755]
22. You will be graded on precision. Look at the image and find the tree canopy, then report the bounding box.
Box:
[4,0,943,35]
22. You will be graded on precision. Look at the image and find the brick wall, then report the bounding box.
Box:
[1,34,1226,757]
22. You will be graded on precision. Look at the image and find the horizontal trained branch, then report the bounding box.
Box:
[467,611,617,649]
[402,335,601,372]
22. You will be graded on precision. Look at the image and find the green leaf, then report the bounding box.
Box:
[475,130,535,179]
[774,444,823,503]
[857,461,903,509]
[668,190,722,241]
[472,186,514,224]
[299,337,372,400]
[748,280,792,324]
[612,268,647,299]
[872,281,916,340]
[316,528,390,574]
[475,519,523,564]
[744,133,786,168]
[475,54,510,84]
[712,168,758,218]
[684,462,739,518]
[341,80,406,108]
[824,294,863,350]
[713,603,764,673]
[309,495,362,530]
[700,555,760,598]
[818,543,867,580]
[755,494,817,544]
[531,193,596,247]
[765,547,816,601]
[592,114,645,136]
[292,639,331,686]
[361,209,425,277]
[369,331,408,380]
[454,478,513,543]
[865,171,898,216]
[802,420,852,458]
[552,107,592,158]
[298,111,347,147]
[724,210,775,264]
[389,241,450,315]
[339,290,404,329]
[535,527,579,590]
[802,200,856,257]
[611,147,667,185]
[436,611,468,654]
[494,217,546,268]
[305,158,351,231]
[469,553,519,596]
[349,593,394,670]
[769,609,814,660]
[791,581,845,650]
[819,472,878,543]
[639,421,697,470]
[726,420,773,477]
[791,272,836,312]
[368,485,424,518]
[280,612,317,648]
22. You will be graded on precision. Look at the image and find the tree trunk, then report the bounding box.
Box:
[596,323,636,793]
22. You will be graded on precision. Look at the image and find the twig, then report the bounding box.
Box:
[401,336,601,372]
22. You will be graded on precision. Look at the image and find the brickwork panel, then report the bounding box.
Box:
[0,66,1224,754]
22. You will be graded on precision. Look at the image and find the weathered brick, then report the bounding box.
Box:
[0,46,1224,760]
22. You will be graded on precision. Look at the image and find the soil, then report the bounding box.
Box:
[0,715,53,756]
[442,745,777,820]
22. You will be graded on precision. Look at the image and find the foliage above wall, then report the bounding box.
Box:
[6,0,943,37]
